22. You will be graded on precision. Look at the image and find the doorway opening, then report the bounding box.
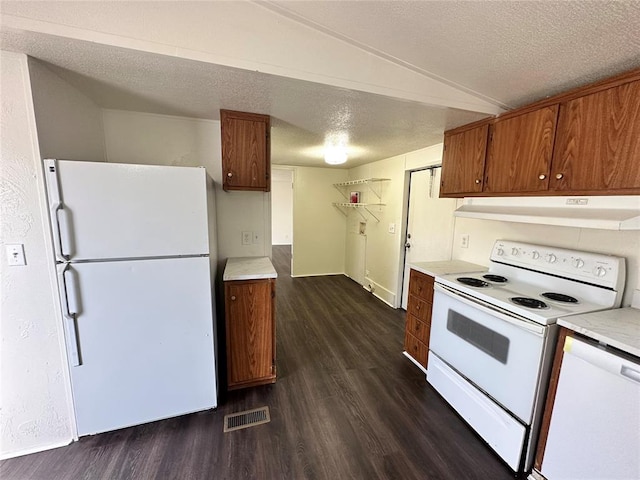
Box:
[399,166,457,309]
[271,168,294,276]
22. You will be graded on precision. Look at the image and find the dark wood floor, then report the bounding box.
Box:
[1,245,515,479]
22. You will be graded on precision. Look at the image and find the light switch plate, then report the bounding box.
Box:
[6,244,26,266]
[388,223,396,234]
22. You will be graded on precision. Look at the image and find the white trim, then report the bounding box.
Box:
[290,272,345,278]
[0,439,73,461]
[403,351,428,375]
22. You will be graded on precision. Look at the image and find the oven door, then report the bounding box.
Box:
[429,284,546,423]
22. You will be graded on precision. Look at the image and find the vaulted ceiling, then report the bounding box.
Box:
[2,1,639,168]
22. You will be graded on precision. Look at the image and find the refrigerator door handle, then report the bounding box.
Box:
[45,159,70,262]
[58,263,82,366]
[52,203,70,262]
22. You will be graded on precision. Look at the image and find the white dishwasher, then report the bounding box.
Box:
[540,336,640,480]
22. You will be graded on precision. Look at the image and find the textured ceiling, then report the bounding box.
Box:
[0,30,486,167]
[2,1,640,168]
[266,0,640,108]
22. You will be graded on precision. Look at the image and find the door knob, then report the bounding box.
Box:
[405,242,411,249]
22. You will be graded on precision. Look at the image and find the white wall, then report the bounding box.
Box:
[271,168,293,245]
[0,52,76,459]
[28,59,106,162]
[101,109,271,263]
[345,144,445,307]
[291,166,347,276]
[452,219,640,307]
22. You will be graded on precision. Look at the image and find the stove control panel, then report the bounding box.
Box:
[490,240,625,291]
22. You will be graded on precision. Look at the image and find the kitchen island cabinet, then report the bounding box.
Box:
[221,109,271,192]
[223,257,277,390]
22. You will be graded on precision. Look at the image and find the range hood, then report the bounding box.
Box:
[454,196,640,230]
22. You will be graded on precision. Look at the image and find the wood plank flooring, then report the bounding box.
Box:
[1,246,516,479]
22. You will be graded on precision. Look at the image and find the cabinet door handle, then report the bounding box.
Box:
[538,174,547,180]
[474,179,481,184]
[555,173,564,180]
[230,295,236,301]
[227,172,233,178]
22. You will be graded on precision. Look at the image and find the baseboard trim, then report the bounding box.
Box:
[403,351,428,376]
[0,438,73,460]
[291,272,345,278]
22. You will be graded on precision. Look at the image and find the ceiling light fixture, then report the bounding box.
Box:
[324,131,349,165]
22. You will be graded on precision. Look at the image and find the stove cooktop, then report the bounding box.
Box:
[437,270,615,325]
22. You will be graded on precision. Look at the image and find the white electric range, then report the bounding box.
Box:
[427,240,626,473]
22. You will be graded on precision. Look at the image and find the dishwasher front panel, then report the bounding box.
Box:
[541,337,640,480]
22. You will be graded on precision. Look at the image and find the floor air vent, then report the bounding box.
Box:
[223,406,271,432]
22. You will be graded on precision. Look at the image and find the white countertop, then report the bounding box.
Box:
[558,307,640,358]
[409,260,487,278]
[223,257,277,281]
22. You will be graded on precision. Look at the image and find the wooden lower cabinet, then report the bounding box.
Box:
[404,269,435,369]
[224,278,276,390]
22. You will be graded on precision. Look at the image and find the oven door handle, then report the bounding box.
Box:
[434,283,545,335]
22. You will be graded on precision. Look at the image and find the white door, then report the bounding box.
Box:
[401,168,456,309]
[58,256,217,436]
[45,160,210,261]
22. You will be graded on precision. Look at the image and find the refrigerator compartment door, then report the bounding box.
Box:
[68,256,217,436]
[427,351,527,472]
[44,159,209,260]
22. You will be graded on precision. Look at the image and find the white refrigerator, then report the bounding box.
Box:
[44,159,218,437]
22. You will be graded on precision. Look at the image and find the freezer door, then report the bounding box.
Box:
[44,159,209,260]
[63,256,217,436]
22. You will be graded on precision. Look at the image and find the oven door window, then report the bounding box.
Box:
[429,288,545,424]
[447,311,510,364]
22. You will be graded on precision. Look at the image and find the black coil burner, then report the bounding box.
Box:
[541,292,578,303]
[511,297,549,309]
[483,274,508,283]
[457,277,490,288]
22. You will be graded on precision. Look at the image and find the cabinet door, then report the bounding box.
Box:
[440,123,489,196]
[221,110,270,192]
[484,105,558,194]
[225,280,273,385]
[550,80,640,193]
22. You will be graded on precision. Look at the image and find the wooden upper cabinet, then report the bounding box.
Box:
[484,105,559,194]
[221,110,270,192]
[550,79,640,193]
[440,122,489,196]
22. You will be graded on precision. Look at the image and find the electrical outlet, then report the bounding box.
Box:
[6,244,26,266]
[242,231,252,245]
[460,234,470,249]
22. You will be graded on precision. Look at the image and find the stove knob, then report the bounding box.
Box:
[531,250,540,260]
[496,248,505,256]
[511,248,519,256]
[593,266,607,277]
[572,258,585,268]
[546,253,557,264]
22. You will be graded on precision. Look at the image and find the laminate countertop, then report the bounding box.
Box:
[223,257,277,281]
[558,307,640,358]
[409,260,487,278]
